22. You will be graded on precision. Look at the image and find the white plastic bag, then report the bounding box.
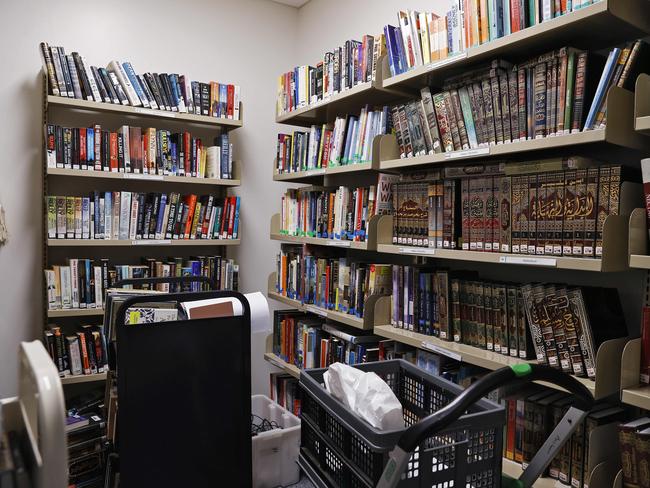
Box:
[323,363,404,430]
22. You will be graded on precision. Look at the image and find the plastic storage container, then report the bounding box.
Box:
[298,359,505,488]
[252,394,301,488]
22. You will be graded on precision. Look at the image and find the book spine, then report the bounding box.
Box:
[571,52,588,132]
[596,166,614,257]
[583,167,599,257]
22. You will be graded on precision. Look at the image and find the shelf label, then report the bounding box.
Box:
[444,147,490,159]
[305,305,327,317]
[399,247,436,255]
[498,256,557,267]
[327,240,351,247]
[124,173,164,181]
[421,342,462,361]
[134,107,176,118]
[305,169,326,176]
[426,52,467,71]
[132,239,171,245]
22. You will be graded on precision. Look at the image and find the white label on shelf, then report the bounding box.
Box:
[305,305,327,317]
[327,240,351,247]
[426,52,467,71]
[305,169,326,176]
[444,147,490,159]
[134,107,176,118]
[399,247,436,255]
[498,256,557,267]
[124,173,164,181]
[421,342,462,361]
[131,239,171,245]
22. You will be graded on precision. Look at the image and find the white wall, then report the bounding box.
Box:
[0,0,298,398]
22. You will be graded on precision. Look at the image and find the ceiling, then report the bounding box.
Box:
[267,0,311,7]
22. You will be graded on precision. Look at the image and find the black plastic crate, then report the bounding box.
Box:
[299,360,505,488]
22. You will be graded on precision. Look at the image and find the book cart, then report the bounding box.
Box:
[102,275,251,487]
[265,2,650,487]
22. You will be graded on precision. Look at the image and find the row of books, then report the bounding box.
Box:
[275,247,391,318]
[391,43,648,158]
[385,3,607,78]
[279,184,385,242]
[46,192,241,241]
[275,105,391,172]
[500,388,625,487]
[390,263,627,379]
[619,417,650,488]
[270,374,301,417]
[276,35,386,115]
[44,324,107,377]
[392,163,631,257]
[45,255,238,311]
[40,42,241,119]
[272,310,380,369]
[46,123,233,179]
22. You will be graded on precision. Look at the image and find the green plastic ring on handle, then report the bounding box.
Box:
[510,363,532,378]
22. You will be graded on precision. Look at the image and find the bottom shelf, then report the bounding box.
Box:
[501,459,559,488]
[60,372,107,385]
[264,352,300,379]
[621,385,650,410]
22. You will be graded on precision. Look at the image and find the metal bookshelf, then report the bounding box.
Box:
[47,166,241,187]
[41,73,243,396]
[47,238,241,247]
[48,95,242,129]
[268,6,650,485]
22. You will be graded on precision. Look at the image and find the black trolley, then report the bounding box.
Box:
[105,276,252,488]
[298,360,593,488]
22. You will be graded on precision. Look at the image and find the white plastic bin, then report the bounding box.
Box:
[252,394,301,488]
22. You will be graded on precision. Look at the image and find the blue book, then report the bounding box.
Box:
[155,193,167,239]
[394,26,408,75]
[584,48,620,130]
[170,142,178,175]
[458,87,478,148]
[233,197,240,239]
[122,62,149,108]
[104,192,111,239]
[503,0,511,35]
[219,84,228,118]
[93,193,100,237]
[168,74,181,109]
[384,25,401,77]
[86,128,94,166]
[84,259,92,305]
[220,133,230,179]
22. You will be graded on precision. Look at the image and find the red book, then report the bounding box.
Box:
[354,188,363,240]
[227,84,234,119]
[325,264,331,308]
[142,133,148,174]
[183,194,197,239]
[109,132,118,172]
[219,198,229,238]
[227,196,236,238]
[642,306,650,384]
[79,128,87,168]
[510,0,520,32]
[321,130,332,168]
[184,132,191,176]
[506,397,517,460]
[78,332,90,375]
